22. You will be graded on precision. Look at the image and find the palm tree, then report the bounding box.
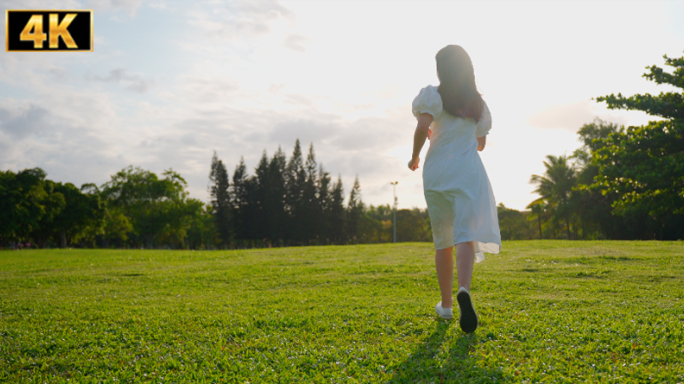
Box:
[529,155,576,239]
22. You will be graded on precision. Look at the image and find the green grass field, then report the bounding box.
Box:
[1,241,683,383]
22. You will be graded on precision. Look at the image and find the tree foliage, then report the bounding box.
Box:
[0,168,50,243]
[529,52,684,240]
[0,168,103,247]
[593,53,684,239]
[498,204,536,240]
[101,166,200,248]
[2,139,440,248]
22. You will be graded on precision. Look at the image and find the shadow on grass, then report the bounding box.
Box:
[388,320,504,383]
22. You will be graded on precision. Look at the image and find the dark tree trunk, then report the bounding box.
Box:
[538,216,542,240]
[60,231,67,248]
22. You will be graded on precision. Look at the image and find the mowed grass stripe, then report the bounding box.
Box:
[0,241,683,383]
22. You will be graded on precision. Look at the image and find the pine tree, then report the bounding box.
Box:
[346,176,364,243]
[267,147,287,243]
[302,144,321,242]
[253,151,270,241]
[232,157,250,242]
[208,151,231,246]
[318,165,332,243]
[285,139,306,243]
[329,175,345,244]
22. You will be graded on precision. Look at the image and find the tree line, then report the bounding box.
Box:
[0,139,432,249]
[208,139,431,247]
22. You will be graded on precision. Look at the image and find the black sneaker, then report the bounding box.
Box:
[457,287,478,333]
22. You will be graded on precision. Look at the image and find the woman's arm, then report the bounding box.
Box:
[408,113,433,171]
[477,135,486,151]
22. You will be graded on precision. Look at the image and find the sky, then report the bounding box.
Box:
[1,0,683,211]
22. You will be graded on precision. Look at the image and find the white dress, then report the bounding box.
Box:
[412,85,501,262]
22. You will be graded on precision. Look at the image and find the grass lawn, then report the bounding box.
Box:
[1,241,683,383]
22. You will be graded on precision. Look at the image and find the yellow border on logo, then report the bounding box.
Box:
[5,10,94,52]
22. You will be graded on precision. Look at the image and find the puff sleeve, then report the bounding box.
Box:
[475,100,492,138]
[412,85,443,120]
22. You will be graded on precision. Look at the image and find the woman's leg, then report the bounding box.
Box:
[435,247,454,308]
[455,241,475,291]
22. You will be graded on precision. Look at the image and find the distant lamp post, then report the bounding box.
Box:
[390,181,398,243]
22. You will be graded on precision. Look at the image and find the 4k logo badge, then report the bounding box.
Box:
[6,10,93,52]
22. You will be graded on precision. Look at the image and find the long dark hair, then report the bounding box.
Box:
[436,45,483,122]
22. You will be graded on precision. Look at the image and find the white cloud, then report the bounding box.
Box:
[87,68,154,93]
[268,83,285,94]
[284,34,307,53]
[0,105,52,139]
[527,101,599,132]
[270,119,339,144]
[0,100,120,186]
[86,0,143,17]
[186,0,294,41]
[0,0,80,9]
[182,77,240,103]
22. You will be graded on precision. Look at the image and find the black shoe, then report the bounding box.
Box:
[457,287,478,333]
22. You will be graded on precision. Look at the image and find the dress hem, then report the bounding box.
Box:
[434,240,501,264]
